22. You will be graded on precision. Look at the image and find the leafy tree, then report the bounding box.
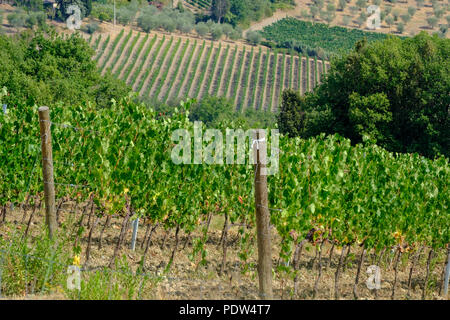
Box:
[400,14,411,24]
[384,6,392,15]
[82,22,100,34]
[246,30,262,45]
[396,22,405,33]
[338,0,347,11]
[327,2,336,13]
[408,6,416,17]
[56,0,92,20]
[212,0,231,23]
[25,12,38,29]
[179,20,194,34]
[229,28,241,40]
[392,9,400,21]
[116,7,135,25]
[434,9,445,19]
[161,16,176,32]
[342,15,351,26]
[325,12,336,24]
[222,23,234,38]
[356,14,366,27]
[301,9,310,19]
[189,96,233,127]
[7,12,26,30]
[195,22,209,37]
[415,0,424,9]
[349,6,359,15]
[385,16,394,29]
[211,23,223,40]
[427,16,438,29]
[277,33,450,158]
[0,31,129,108]
[310,5,319,20]
[277,90,306,137]
[314,0,325,10]
[356,0,367,10]
[137,14,158,33]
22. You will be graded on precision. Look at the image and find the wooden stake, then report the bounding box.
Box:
[38,106,57,239]
[253,129,273,299]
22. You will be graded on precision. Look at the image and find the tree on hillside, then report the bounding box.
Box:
[342,15,351,26]
[415,0,424,9]
[349,6,359,15]
[246,30,262,45]
[277,90,306,138]
[277,33,450,158]
[408,7,416,17]
[427,16,438,29]
[310,5,319,20]
[211,23,223,40]
[385,16,394,30]
[222,23,234,38]
[356,0,367,11]
[212,0,231,24]
[56,0,92,21]
[397,22,405,33]
[195,22,209,37]
[401,14,411,24]
[338,0,347,11]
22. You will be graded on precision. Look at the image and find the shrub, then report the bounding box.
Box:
[82,22,100,34]
[195,22,209,37]
[427,16,438,29]
[246,30,262,45]
[211,23,223,40]
[7,12,26,29]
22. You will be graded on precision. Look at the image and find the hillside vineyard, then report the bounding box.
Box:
[89,30,330,111]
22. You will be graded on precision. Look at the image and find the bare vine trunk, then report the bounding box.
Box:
[219,212,229,276]
[293,239,306,297]
[85,216,100,265]
[109,203,131,269]
[353,247,366,300]
[334,244,347,300]
[313,240,325,298]
[422,248,434,300]
[98,215,111,250]
[391,248,402,299]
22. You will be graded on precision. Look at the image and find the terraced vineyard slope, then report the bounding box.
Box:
[90,30,329,111]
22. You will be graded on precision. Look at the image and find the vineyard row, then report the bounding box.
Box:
[89,30,330,111]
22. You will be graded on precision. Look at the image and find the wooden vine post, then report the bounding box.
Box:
[253,129,273,299]
[38,106,57,239]
[444,246,450,297]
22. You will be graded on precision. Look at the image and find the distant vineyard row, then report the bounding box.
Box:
[88,29,329,111]
[261,18,393,57]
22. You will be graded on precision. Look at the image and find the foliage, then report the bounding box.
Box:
[278,33,450,159]
[0,31,129,108]
[261,18,392,59]
[56,0,93,20]
[246,30,262,45]
[0,96,448,277]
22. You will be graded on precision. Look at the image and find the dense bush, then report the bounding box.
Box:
[246,30,262,45]
[82,21,100,34]
[0,31,129,108]
[185,96,276,128]
[278,33,450,159]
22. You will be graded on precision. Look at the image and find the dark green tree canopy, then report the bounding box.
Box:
[278,32,449,158]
